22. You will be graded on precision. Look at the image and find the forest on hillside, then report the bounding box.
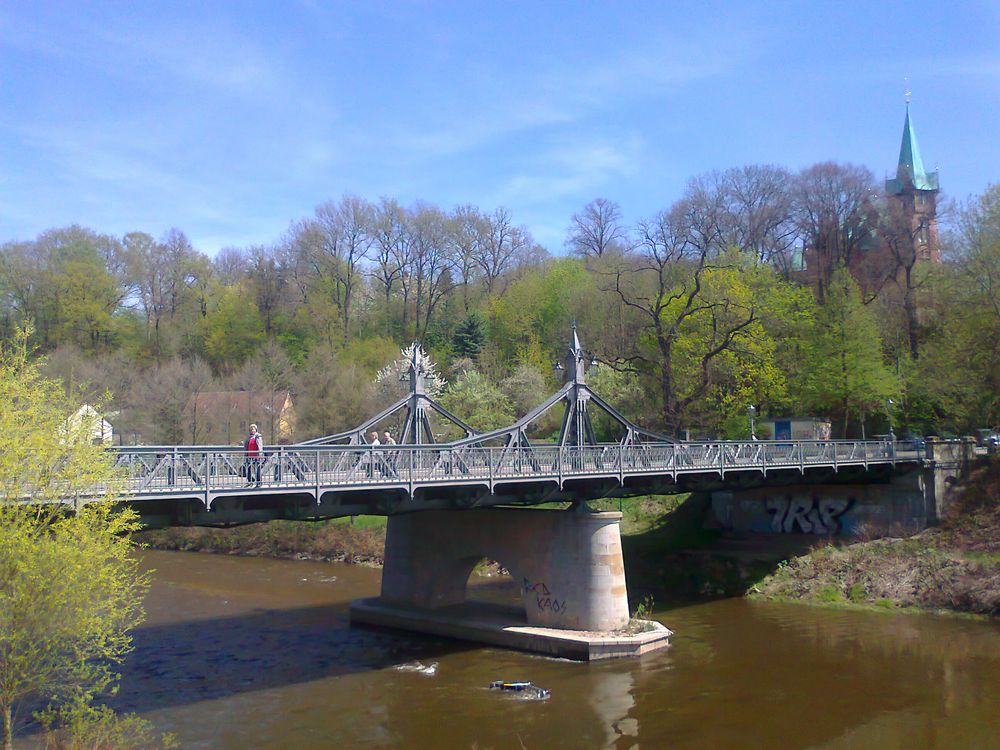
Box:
[1,162,997,445]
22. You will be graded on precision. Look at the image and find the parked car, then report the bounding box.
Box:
[974,429,1000,448]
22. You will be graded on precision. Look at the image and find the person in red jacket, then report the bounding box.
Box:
[244,423,264,486]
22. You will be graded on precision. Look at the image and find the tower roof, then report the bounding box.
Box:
[886,106,939,194]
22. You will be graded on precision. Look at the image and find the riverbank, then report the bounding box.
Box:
[136,497,686,572]
[750,456,1000,617]
[137,516,387,565]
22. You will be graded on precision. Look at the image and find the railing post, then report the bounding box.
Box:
[407,447,414,498]
[169,447,177,488]
[315,449,321,503]
[798,441,804,473]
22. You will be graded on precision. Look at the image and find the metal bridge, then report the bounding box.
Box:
[102,330,918,526]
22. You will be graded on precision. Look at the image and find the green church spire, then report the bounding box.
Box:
[886,106,939,194]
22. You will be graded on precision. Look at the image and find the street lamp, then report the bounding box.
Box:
[886,399,895,441]
[748,404,757,440]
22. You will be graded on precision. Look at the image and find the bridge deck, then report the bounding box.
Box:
[99,440,919,510]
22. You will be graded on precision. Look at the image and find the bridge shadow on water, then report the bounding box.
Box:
[109,602,476,715]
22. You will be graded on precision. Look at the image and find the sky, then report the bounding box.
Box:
[2,1,999,255]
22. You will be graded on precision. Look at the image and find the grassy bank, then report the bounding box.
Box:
[750,456,1000,617]
[137,516,388,564]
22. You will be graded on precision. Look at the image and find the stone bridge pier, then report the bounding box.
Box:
[350,506,671,659]
[379,506,629,631]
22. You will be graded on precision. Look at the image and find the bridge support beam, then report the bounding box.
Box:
[377,507,630,631]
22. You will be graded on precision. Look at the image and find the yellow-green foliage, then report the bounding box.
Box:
[0,329,150,750]
[38,695,175,750]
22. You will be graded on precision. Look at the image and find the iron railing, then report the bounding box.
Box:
[100,439,911,502]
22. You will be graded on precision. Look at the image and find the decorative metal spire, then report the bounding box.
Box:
[564,323,587,385]
[406,341,426,396]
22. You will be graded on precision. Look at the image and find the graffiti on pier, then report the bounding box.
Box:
[766,496,854,534]
[523,578,567,614]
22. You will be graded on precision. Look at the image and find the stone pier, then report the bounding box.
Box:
[349,507,671,659]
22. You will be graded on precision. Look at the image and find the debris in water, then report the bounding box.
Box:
[489,681,550,700]
[394,661,438,676]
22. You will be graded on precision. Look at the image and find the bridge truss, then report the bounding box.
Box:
[44,330,922,524]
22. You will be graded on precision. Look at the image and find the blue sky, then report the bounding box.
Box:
[2,1,998,255]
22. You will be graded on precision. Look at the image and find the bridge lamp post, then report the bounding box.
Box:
[747,404,757,440]
[886,399,895,441]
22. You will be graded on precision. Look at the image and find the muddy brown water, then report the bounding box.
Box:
[107,550,999,749]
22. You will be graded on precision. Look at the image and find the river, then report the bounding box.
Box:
[112,550,999,749]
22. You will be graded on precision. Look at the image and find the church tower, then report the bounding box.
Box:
[885,105,940,262]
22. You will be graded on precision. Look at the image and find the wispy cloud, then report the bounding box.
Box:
[381,30,755,163]
[493,136,643,206]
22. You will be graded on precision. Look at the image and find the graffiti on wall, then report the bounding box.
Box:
[766,496,854,534]
[523,578,567,614]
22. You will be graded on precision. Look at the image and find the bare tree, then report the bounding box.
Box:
[566,198,626,258]
[447,205,485,312]
[314,194,375,338]
[409,204,455,341]
[370,198,412,337]
[213,246,248,284]
[793,162,879,302]
[246,245,286,336]
[716,166,798,272]
[473,207,531,294]
[160,229,204,318]
[123,232,169,358]
[607,199,758,433]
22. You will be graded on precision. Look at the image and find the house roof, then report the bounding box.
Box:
[886,106,939,194]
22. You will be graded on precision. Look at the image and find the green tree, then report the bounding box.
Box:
[198,283,266,375]
[803,268,898,436]
[452,312,487,360]
[0,330,150,749]
[439,369,514,431]
[908,185,1000,432]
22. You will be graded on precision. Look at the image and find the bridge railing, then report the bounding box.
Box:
[102,439,905,499]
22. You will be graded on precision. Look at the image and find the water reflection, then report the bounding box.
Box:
[120,551,999,750]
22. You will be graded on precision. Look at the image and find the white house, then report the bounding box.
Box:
[68,404,115,445]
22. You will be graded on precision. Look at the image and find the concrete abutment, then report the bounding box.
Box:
[709,439,977,535]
